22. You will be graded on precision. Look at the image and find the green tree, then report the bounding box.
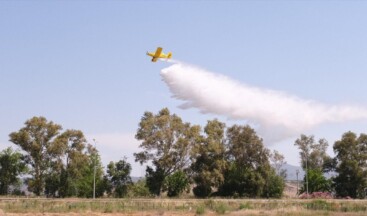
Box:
[262,169,285,198]
[191,119,227,198]
[127,178,151,197]
[76,144,105,198]
[134,108,200,195]
[52,130,90,197]
[333,132,367,198]
[9,116,62,195]
[145,163,165,196]
[294,135,330,195]
[164,170,189,197]
[219,162,266,197]
[0,147,27,195]
[294,134,329,171]
[106,158,132,198]
[218,125,277,198]
[300,169,331,193]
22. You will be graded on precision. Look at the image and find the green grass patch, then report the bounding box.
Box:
[196,205,205,215]
[239,202,252,210]
[214,202,228,214]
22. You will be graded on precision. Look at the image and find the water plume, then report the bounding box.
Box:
[160,62,367,142]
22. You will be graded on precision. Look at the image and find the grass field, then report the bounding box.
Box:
[0,198,367,216]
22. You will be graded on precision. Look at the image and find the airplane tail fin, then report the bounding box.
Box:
[167,52,172,59]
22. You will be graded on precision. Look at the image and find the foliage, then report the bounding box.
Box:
[163,170,189,197]
[294,134,329,172]
[75,145,105,198]
[54,129,90,197]
[333,131,367,198]
[145,164,165,196]
[219,162,266,197]
[322,156,337,173]
[300,169,332,194]
[9,116,108,197]
[217,125,280,198]
[127,178,151,197]
[193,184,212,198]
[9,116,62,195]
[262,169,285,198]
[106,158,132,198]
[191,119,226,198]
[0,147,27,195]
[134,108,200,195]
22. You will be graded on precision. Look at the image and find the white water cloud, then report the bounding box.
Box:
[161,62,367,142]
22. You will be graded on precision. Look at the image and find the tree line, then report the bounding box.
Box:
[0,108,366,198]
[294,133,367,198]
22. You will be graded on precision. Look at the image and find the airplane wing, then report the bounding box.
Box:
[154,47,163,57]
[152,57,158,62]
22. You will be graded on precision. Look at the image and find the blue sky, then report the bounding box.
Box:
[1,1,367,176]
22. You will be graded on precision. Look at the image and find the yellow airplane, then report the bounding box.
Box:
[146,47,172,62]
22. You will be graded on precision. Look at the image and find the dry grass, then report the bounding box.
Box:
[0,198,367,216]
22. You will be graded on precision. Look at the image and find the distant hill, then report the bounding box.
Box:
[281,164,304,180]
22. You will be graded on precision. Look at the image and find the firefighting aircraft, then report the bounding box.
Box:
[146,47,172,62]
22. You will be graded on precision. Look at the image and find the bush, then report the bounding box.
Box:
[127,179,151,197]
[263,171,285,198]
[193,184,212,198]
[164,171,189,197]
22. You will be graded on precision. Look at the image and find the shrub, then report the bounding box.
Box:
[164,171,189,197]
[193,184,212,198]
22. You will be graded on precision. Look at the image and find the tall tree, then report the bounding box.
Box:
[219,125,276,198]
[191,119,227,197]
[134,108,200,195]
[0,147,27,195]
[226,125,270,170]
[106,158,132,198]
[294,134,329,171]
[76,144,106,198]
[9,116,62,195]
[333,132,367,198]
[294,135,330,195]
[51,130,90,197]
